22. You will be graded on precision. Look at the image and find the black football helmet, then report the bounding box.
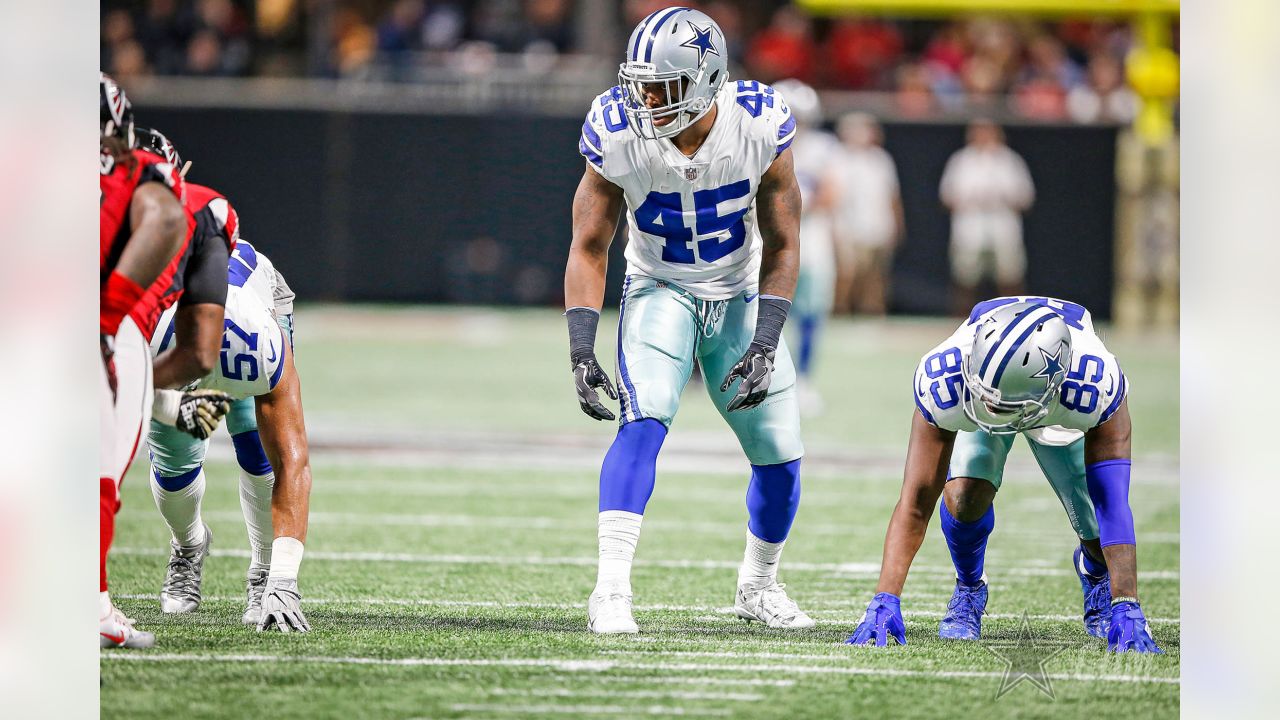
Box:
[100,72,134,141]
[134,127,183,170]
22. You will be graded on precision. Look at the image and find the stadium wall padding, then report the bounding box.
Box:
[138,106,1117,318]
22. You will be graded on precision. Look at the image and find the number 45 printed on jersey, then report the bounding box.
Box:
[636,180,752,265]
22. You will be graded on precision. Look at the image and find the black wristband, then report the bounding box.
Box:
[750,296,791,353]
[566,307,600,366]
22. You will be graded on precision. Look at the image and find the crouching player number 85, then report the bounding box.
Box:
[847,298,1162,653]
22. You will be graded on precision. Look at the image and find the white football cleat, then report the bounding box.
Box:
[100,606,156,649]
[160,524,211,614]
[734,582,816,629]
[242,567,268,626]
[588,590,639,634]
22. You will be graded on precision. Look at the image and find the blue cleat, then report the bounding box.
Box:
[1073,546,1111,639]
[938,579,988,640]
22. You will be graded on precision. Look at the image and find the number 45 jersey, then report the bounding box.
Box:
[913,297,1129,445]
[150,240,288,401]
[580,80,797,300]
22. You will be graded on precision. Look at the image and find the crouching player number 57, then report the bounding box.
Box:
[847,298,1162,653]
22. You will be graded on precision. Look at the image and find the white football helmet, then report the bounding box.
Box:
[962,301,1072,434]
[619,7,729,140]
[772,78,821,126]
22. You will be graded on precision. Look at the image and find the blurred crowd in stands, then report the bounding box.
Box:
[102,0,1174,123]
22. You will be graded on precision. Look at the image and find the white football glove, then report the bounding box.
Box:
[257,577,310,633]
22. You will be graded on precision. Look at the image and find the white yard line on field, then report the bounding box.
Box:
[191,510,1181,544]
[111,546,1181,580]
[100,652,1180,685]
[114,593,1181,625]
[446,703,731,717]
[486,688,763,702]
[595,676,795,688]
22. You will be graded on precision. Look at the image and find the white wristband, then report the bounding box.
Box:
[269,537,305,580]
[152,388,181,426]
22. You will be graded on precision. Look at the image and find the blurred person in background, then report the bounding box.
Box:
[939,119,1034,315]
[746,5,815,83]
[832,112,902,317]
[823,16,903,90]
[774,79,839,417]
[1067,52,1138,123]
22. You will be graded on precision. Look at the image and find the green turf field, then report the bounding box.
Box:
[101,306,1179,719]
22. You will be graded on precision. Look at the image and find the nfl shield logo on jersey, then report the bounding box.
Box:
[683,166,699,181]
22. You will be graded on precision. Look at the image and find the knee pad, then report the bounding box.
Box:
[231,430,273,476]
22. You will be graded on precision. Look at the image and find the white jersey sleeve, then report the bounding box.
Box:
[912,322,978,432]
[579,87,641,186]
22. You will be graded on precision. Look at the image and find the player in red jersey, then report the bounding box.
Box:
[133,127,238,391]
[99,74,231,649]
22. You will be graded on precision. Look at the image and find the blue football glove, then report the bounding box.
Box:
[845,592,907,647]
[1107,600,1163,654]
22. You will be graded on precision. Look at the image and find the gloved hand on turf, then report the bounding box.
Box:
[846,592,907,647]
[722,295,790,413]
[566,307,617,421]
[258,577,310,633]
[1107,600,1162,653]
[176,389,234,439]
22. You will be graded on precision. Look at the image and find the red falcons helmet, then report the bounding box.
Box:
[100,72,134,141]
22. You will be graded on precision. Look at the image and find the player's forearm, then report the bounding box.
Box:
[876,413,954,595]
[153,304,225,389]
[152,349,209,390]
[564,247,609,310]
[271,462,312,543]
[1085,402,1139,600]
[118,186,186,288]
[756,200,801,298]
[875,500,934,595]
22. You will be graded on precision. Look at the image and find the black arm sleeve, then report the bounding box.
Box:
[179,233,230,307]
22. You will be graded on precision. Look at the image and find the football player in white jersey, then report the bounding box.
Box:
[771,79,839,416]
[147,240,314,632]
[846,298,1162,653]
[565,7,812,634]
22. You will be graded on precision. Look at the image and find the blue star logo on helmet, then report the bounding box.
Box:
[680,23,719,64]
[1031,346,1065,380]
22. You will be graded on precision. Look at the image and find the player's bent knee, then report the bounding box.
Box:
[232,430,273,475]
[944,477,997,523]
[153,465,202,493]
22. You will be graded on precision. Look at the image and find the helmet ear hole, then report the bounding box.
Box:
[710,70,720,85]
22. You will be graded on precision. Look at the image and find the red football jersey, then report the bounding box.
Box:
[132,182,241,334]
[100,146,190,336]
[185,182,239,256]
